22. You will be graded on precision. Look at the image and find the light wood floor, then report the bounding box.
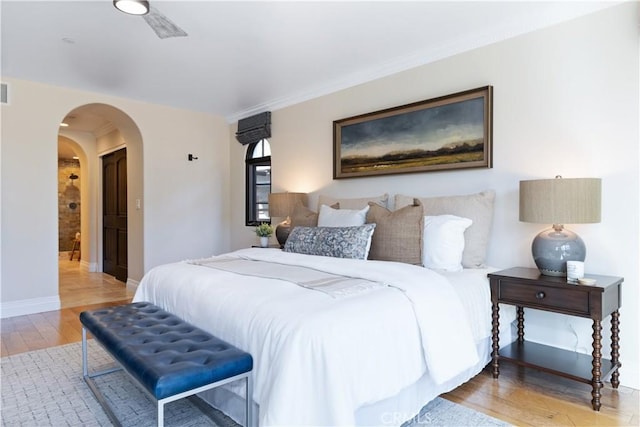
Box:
[58,254,135,308]
[1,256,134,356]
[1,261,638,426]
[443,365,638,426]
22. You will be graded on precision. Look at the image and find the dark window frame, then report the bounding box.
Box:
[245,140,271,226]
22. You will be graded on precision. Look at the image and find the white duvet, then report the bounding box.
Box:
[134,248,480,426]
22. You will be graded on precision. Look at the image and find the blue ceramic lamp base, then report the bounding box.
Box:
[532,225,586,277]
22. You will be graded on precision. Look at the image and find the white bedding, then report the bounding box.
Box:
[134,248,511,426]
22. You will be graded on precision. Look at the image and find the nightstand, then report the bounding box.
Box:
[488,267,622,411]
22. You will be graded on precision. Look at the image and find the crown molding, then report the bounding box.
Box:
[225,2,617,123]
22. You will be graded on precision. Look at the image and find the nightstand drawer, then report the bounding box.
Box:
[499,282,589,315]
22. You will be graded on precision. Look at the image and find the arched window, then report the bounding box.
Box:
[245,139,271,226]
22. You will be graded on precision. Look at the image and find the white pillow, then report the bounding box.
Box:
[422,215,473,272]
[396,191,494,268]
[317,204,369,227]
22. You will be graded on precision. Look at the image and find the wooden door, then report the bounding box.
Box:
[103,148,127,282]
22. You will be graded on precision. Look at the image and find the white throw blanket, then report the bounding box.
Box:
[135,248,479,426]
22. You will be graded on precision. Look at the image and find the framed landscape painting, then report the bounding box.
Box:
[333,86,493,179]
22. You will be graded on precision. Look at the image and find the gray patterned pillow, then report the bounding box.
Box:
[284,224,376,260]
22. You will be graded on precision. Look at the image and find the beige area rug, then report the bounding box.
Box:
[1,341,510,426]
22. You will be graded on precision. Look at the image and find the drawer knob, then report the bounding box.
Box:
[536,291,546,299]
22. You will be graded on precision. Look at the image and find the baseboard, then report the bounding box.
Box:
[0,296,61,319]
[80,261,98,272]
[126,278,139,293]
[622,360,640,390]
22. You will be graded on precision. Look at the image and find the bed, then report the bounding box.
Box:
[133,191,517,426]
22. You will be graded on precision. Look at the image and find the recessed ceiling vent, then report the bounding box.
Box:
[1,83,8,105]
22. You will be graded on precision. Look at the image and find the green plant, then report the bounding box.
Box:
[255,222,274,237]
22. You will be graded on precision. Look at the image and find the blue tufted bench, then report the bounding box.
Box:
[80,302,253,427]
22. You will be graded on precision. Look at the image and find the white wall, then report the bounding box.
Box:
[1,79,231,315]
[230,3,639,388]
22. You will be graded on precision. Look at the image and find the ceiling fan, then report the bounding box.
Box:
[113,0,188,39]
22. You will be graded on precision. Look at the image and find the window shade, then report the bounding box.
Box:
[236,112,271,145]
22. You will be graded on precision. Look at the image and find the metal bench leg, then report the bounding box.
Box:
[82,328,124,427]
[246,375,253,427]
[158,401,165,427]
[82,328,88,377]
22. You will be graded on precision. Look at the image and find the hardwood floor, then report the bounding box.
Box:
[58,255,135,308]
[1,261,638,426]
[0,300,131,357]
[1,255,134,356]
[443,364,639,426]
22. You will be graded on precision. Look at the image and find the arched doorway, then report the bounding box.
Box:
[58,103,144,301]
[57,136,84,259]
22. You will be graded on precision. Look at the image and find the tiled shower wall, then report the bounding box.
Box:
[58,159,80,251]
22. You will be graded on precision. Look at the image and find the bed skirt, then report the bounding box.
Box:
[197,317,514,426]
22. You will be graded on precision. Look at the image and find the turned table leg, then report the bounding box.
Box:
[611,310,621,389]
[591,320,603,411]
[492,302,500,378]
[516,306,524,342]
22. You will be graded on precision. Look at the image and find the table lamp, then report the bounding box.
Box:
[519,176,601,276]
[268,192,308,247]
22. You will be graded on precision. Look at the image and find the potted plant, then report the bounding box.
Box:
[255,222,274,247]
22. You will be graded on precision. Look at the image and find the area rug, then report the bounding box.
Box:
[1,342,510,426]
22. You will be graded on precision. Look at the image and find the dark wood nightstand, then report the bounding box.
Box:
[488,267,623,411]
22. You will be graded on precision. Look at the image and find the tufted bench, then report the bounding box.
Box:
[80,302,253,427]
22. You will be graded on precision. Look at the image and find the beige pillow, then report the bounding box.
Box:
[290,203,339,228]
[395,191,495,268]
[366,199,423,265]
[317,193,388,211]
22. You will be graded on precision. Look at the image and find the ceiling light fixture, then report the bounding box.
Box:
[60,123,69,127]
[113,0,150,16]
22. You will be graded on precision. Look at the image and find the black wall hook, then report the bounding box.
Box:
[188,154,198,161]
